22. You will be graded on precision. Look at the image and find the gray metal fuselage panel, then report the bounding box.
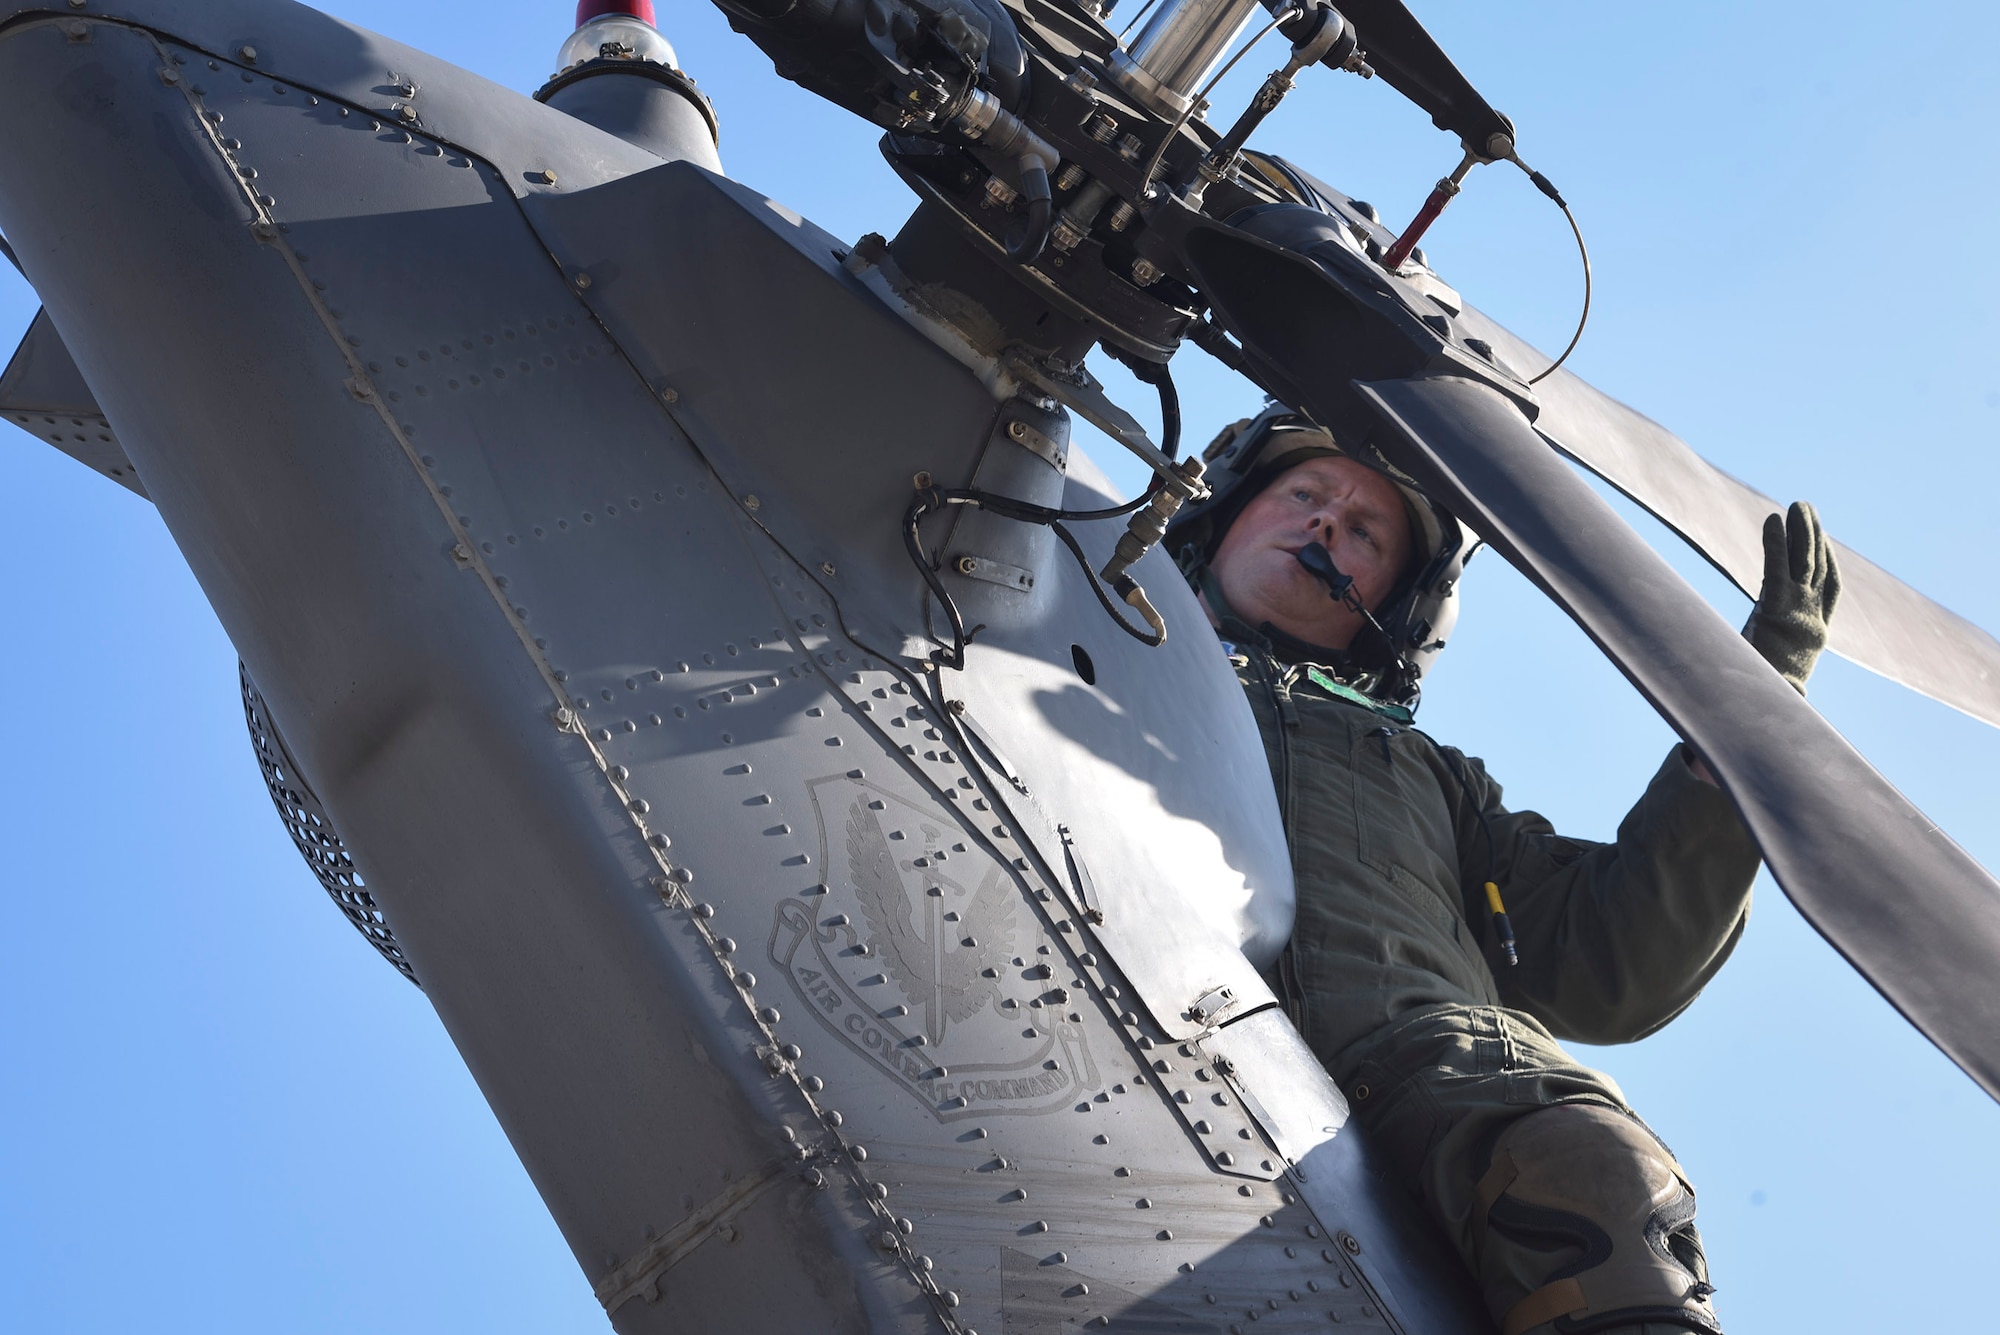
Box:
[0,6,1481,1332]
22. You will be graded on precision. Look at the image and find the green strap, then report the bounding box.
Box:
[1303,666,1415,725]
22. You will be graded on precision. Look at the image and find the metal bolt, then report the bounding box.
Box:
[661,386,680,403]
[397,104,418,122]
[957,556,978,575]
[157,66,180,85]
[1107,201,1136,232]
[1340,1231,1362,1255]
[982,175,1019,210]
[1087,112,1120,142]
[820,562,837,576]
[450,543,472,565]
[1053,163,1087,192]
[552,706,576,729]
[1116,133,1144,162]
[239,45,258,63]
[743,493,761,510]
[67,0,86,8]
[1131,257,1162,286]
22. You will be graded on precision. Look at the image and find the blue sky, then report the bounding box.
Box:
[3,1,1996,1331]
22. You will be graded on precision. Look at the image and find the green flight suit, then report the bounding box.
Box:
[1230,639,1762,1334]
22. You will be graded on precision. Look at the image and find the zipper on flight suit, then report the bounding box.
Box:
[1249,649,1311,1039]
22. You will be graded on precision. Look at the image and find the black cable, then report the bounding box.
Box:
[1156,363,1182,462]
[1527,198,1591,386]
[1050,479,1159,522]
[1051,519,1165,646]
[1006,163,1054,265]
[905,489,970,670]
[903,480,1173,662]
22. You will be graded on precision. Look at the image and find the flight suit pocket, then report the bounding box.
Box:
[1349,725,1471,933]
[1346,1058,1449,1183]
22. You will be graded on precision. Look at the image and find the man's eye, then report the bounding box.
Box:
[1292,488,1314,503]
[1352,524,1376,547]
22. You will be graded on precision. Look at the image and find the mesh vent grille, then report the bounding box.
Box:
[241,664,420,987]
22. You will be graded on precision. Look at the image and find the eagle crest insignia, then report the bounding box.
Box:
[769,774,1096,1121]
[846,796,1014,1046]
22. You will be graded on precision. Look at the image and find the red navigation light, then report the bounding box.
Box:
[576,0,657,25]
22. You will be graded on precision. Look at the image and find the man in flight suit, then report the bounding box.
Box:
[1165,409,1841,1335]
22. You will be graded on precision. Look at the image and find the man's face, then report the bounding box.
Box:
[1208,455,1415,650]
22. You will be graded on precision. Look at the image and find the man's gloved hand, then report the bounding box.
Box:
[1743,501,1842,693]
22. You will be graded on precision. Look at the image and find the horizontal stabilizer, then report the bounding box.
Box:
[0,306,148,497]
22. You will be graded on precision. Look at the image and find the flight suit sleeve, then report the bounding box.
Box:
[1444,745,1763,1045]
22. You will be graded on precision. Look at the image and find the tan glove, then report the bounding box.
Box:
[1743,501,1842,693]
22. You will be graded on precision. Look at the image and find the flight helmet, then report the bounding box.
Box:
[1164,402,1475,706]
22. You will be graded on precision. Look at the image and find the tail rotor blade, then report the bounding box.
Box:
[1355,373,2000,1101]
[1449,302,2000,730]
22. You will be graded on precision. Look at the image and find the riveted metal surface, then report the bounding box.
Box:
[520,160,1002,657]
[940,447,1295,1041]
[1200,1009,1491,1332]
[0,9,1477,1332]
[0,21,883,1332]
[0,307,146,496]
[517,160,1294,1041]
[0,0,664,199]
